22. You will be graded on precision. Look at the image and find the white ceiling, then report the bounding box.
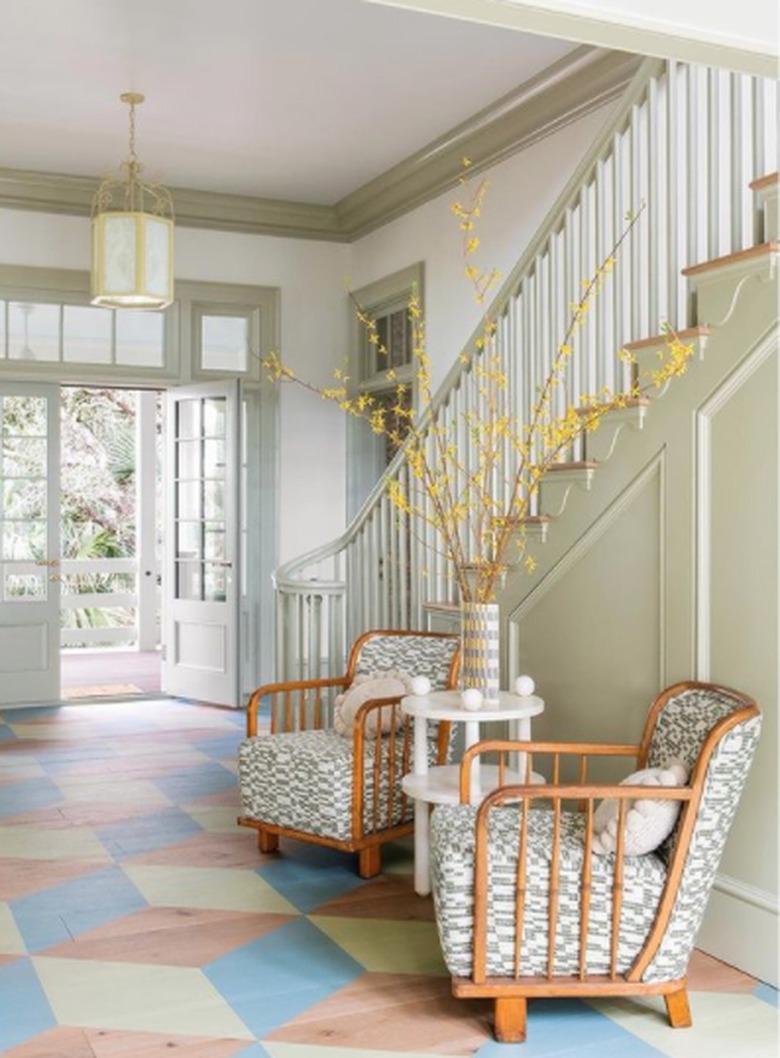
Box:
[0,0,578,204]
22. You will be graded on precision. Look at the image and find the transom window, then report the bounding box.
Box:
[1,300,165,367]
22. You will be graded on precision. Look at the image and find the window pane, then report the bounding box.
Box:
[3,569,47,601]
[177,521,201,559]
[201,315,248,372]
[203,439,225,477]
[2,396,47,437]
[203,564,227,602]
[203,398,226,438]
[203,481,224,520]
[203,525,225,560]
[116,311,165,367]
[390,309,408,367]
[8,303,60,362]
[176,560,202,601]
[2,437,47,478]
[177,440,201,480]
[176,400,201,440]
[2,521,46,561]
[3,480,46,520]
[177,481,201,520]
[63,305,112,364]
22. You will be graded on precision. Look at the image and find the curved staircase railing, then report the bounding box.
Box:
[275,58,778,680]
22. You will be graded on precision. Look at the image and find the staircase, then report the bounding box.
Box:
[274,57,778,682]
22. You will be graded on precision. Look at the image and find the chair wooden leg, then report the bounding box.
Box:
[358,845,381,879]
[257,827,279,854]
[665,987,692,1028]
[494,997,527,1042]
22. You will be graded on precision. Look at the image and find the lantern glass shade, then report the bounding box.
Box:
[91,211,173,310]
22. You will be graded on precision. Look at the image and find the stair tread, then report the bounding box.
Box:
[749,172,779,192]
[623,326,712,351]
[545,460,599,471]
[682,242,778,277]
[576,397,649,414]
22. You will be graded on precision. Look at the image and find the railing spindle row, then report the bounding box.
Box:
[274,61,778,680]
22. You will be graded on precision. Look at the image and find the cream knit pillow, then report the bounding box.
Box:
[334,668,415,737]
[592,760,688,856]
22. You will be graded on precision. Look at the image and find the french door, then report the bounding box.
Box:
[0,383,60,704]
[162,380,240,706]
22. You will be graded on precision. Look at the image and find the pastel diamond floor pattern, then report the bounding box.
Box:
[0,699,776,1057]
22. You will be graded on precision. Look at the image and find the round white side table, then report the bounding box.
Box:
[401,689,545,896]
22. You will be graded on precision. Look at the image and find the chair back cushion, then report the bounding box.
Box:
[641,686,761,981]
[354,633,458,690]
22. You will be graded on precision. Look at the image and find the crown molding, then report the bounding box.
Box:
[0,47,639,243]
[0,168,345,242]
[335,47,641,237]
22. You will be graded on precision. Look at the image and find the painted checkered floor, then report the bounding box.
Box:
[0,699,776,1057]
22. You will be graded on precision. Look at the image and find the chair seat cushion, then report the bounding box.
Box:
[239,729,428,843]
[431,803,668,979]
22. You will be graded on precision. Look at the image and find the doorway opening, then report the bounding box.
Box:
[59,386,163,699]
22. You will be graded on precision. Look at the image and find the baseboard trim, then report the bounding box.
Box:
[697,872,778,986]
[714,872,779,915]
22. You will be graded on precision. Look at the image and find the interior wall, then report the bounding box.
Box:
[0,208,351,564]
[505,265,778,983]
[349,102,615,392]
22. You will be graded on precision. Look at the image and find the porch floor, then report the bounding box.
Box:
[60,649,161,698]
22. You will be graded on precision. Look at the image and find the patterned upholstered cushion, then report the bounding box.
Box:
[239,728,437,842]
[430,686,761,987]
[641,701,761,982]
[355,635,458,689]
[431,803,668,979]
[238,634,459,844]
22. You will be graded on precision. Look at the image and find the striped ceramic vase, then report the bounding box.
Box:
[460,601,500,706]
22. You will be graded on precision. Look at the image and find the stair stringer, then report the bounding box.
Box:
[500,259,778,983]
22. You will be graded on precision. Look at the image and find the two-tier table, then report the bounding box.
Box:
[400,689,545,896]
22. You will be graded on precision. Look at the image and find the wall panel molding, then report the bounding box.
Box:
[511,448,666,626]
[694,325,779,678]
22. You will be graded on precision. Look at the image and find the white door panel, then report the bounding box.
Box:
[162,380,240,706]
[0,383,60,703]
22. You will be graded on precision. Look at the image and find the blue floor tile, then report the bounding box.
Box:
[754,981,779,1006]
[474,999,668,1058]
[0,706,64,723]
[233,1045,272,1058]
[204,916,364,1037]
[258,857,368,913]
[192,733,244,759]
[0,958,57,1051]
[96,806,203,857]
[152,762,237,801]
[0,776,64,817]
[10,866,147,952]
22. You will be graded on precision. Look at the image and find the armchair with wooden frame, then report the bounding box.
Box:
[238,629,460,878]
[429,681,761,1042]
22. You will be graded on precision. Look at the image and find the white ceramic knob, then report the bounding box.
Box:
[461,688,484,711]
[514,674,536,697]
[410,675,431,696]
